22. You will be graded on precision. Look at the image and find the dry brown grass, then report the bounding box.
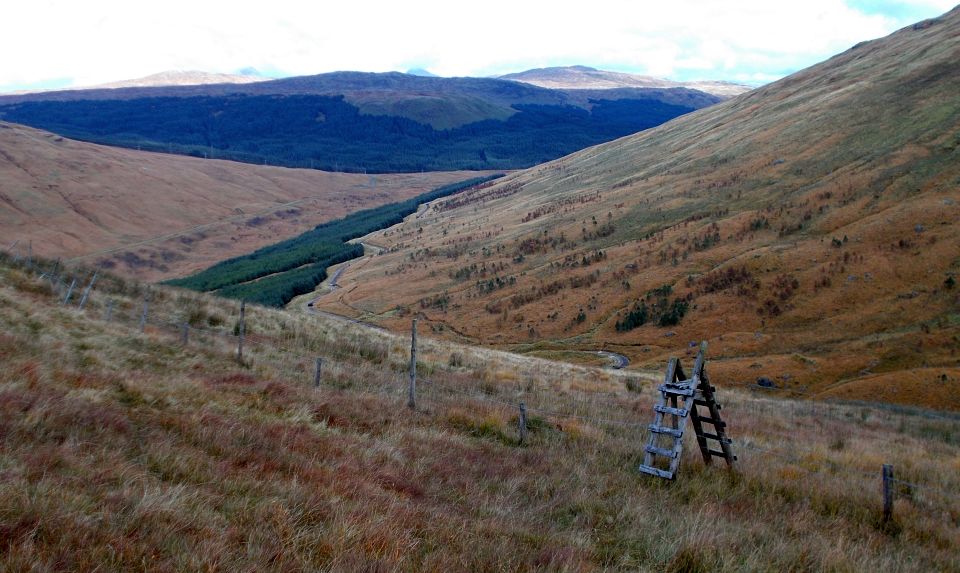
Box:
[1,256,958,571]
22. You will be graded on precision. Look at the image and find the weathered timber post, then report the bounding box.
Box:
[181,322,190,346]
[408,318,417,410]
[49,258,61,289]
[62,278,77,305]
[882,464,894,523]
[518,402,528,445]
[26,241,32,269]
[313,357,323,388]
[105,299,115,322]
[139,290,150,333]
[77,271,98,310]
[237,301,246,362]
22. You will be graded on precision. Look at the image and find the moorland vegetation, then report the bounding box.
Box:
[1,253,958,571]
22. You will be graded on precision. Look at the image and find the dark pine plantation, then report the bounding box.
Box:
[0,95,695,172]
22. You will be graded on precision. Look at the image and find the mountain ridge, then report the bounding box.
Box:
[0,70,723,172]
[499,65,752,97]
[0,68,724,124]
[82,70,269,89]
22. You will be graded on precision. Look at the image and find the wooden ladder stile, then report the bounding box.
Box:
[638,341,735,480]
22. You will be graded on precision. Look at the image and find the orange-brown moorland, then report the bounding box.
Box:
[305,9,960,411]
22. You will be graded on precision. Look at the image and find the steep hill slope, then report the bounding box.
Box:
[1,254,957,571]
[0,71,723,172]
[308,10,960,408]
[0,122,492,281]
[500,65,751,97]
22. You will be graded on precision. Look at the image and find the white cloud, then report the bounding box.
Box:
[1,0,954,90]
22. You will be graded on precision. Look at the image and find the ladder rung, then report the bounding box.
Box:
[638,464,675,479]
[648,425,684,438]
[654,405,688,417]
[693,417,726,428]
[645,445,679,458]
[659,384,695,396]
[693,399,722,409]
[698,432,732,444]
[707,449,729,457]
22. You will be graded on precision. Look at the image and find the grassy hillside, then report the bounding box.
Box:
[0,122,495,282]
[1,253,958,571]
[309,10,960,410]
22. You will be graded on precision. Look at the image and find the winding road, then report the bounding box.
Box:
[326,265,347,289]
[304,248,631,370]
[303,256,390,331]
[597,351,630,369]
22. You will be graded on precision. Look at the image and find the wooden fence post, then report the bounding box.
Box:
[77,271,98,310]
[518,402,528,445]
[882,464,894,523]
[139,291,150,333]
[408,318,417,410]
[237,301,246,362]
[61,278,77,305]
[181,322,190,346]
[49,259,61,289]
[105,299,114,323]
[314,357,323,388]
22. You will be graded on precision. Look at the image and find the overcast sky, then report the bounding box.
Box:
[1,0,955,92]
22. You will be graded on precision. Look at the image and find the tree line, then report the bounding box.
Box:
[165,175,504,306]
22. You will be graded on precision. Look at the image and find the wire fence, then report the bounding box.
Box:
[3,252,958,514]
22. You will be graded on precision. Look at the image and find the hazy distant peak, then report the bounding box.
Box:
[406,68,439,77]
[83,70,269,90]
[500,65,752,97]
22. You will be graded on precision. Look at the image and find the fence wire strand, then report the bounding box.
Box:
[4,255,958,504]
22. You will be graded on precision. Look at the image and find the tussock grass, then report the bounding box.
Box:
[1,256,958,571]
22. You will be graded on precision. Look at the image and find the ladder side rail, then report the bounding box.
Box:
[692,341,708,380]
[642,388,670,468]
[700,369,737,465]
[689,390,712,464]
[667,392,696,476]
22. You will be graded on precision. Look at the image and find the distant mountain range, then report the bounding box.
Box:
[499,65,751,97]
[81,70,269,90]
[0,67,741,173]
